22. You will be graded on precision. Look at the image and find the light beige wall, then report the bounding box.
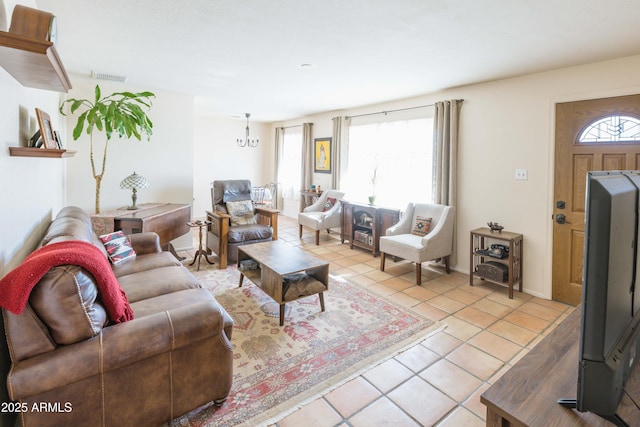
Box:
[61,77,195,249]
[0,69,66,276]
[273,54,640,299]
[192,114,274,217]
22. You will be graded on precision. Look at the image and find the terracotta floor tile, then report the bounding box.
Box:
[467,331,522,362]
[402,285,438,302]
[362,358,414,393]
[325,377,382,418]
[411,302,449,321]
[440,316,482,341]
[454,306,499,329]
[386,292,421,308]
[422,331,463,356]
[463,382,492,419]
[504,310,551,333]
[349,397,420,427]
[518,300,565,322]
[332,257,361,268]
[277,398,342,427]
[364,269,394,281]
[420,359,483,402]
[395,342,441,372]
[528,297,571,312]
[428,295,466,314]
[445,288,484,305]
[446,344,504,381]
[365,283,396,297]
[382,276,415,291]
[437,406,485,427]
[349,263,377,274]
[424,280,457,294]
[471,298,514,318]
[388,377,457,426]
[487,319,538,347]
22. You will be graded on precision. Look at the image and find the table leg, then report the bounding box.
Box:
[279,304,285,326]
[319,292,325,312]
[239,273,245,287]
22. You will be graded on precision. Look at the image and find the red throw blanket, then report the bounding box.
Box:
[0,241,134,323]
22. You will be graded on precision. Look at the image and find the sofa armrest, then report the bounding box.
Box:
[7,297,231,400]
[255,207,279,240]
[127,232,162,255]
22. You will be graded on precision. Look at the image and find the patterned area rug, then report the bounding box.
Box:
[175,264,442,427]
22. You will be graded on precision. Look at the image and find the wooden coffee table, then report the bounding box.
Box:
[237,240,329,326]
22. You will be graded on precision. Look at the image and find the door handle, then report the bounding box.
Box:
[555,214,569,224]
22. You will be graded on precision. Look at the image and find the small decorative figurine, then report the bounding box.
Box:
[487,222,504,233]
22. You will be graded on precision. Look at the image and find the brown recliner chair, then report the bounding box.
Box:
[206,180,279,269]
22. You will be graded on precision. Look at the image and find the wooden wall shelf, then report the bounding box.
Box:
[9,147,76,158]
[0,30,72,92]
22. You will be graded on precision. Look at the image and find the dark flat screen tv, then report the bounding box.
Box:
[558,170,640,426]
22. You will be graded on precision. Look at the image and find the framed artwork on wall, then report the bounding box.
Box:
[314,137,331,173]
[35,108,57,149]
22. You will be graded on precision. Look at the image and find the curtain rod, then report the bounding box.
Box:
[345,99,464,120]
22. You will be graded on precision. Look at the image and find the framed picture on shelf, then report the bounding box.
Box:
[54,131,63,149]
[35,108,57,149]
[314,137,331,173]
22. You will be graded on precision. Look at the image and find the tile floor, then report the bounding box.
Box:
[187,215,574,427]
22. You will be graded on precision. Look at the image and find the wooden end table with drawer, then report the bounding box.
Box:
[237,240,329,326]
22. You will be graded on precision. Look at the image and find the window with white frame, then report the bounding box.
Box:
[342,114,433,210]
[278,128,303,200]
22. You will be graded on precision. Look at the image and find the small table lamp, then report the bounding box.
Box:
[120,172,150,210]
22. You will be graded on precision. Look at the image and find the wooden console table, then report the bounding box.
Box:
[91,203,191,259]
[481,307,640,426]
[340,200,400,256]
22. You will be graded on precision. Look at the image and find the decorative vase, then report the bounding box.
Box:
[368,196,376,205]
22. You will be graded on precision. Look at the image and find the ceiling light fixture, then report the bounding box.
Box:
[237,113,259,148]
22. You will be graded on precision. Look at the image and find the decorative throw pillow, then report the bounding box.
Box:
[411,216,432,236]
[226,200,257,226]
[322,197,337,212]
[100,230,136,264]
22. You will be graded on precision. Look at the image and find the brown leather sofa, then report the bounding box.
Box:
[2,206,233,427]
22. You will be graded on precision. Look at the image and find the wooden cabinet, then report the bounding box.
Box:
[470,227,523,299]
[340,200,400,256]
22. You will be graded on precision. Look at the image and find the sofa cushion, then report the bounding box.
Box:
[228,223,272,243]
[117,265,202,303]
[29,265,107,345]
[112,251,182,278]
[322,197,337,212]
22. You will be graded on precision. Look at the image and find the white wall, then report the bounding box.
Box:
[272,54,640,300]
[62,78,195,249]
[0,69,66,275]
[192,114,273,217]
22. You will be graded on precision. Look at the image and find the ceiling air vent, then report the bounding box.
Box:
[91,70,128,82]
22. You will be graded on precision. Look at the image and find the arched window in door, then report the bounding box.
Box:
[578,115,640,143]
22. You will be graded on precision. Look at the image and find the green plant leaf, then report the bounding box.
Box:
[72,111,87,140]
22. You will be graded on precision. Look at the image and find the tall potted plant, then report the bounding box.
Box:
[60,85,155,213]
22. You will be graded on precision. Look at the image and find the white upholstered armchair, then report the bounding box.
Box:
[379,202,455,285]
[298,190,346,245]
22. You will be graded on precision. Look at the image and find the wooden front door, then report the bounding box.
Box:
[552,94,640,305]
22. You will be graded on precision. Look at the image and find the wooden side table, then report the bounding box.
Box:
[300,190,322,208]
[470,227,523,299]
[187,220,214,270]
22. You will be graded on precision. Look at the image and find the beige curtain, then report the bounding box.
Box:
[273,127,284,209]
[433,99,463,207]
[300,122,313,212]
[331,116,344,190]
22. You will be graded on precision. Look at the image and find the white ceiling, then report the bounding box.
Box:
[33,0,640,122]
